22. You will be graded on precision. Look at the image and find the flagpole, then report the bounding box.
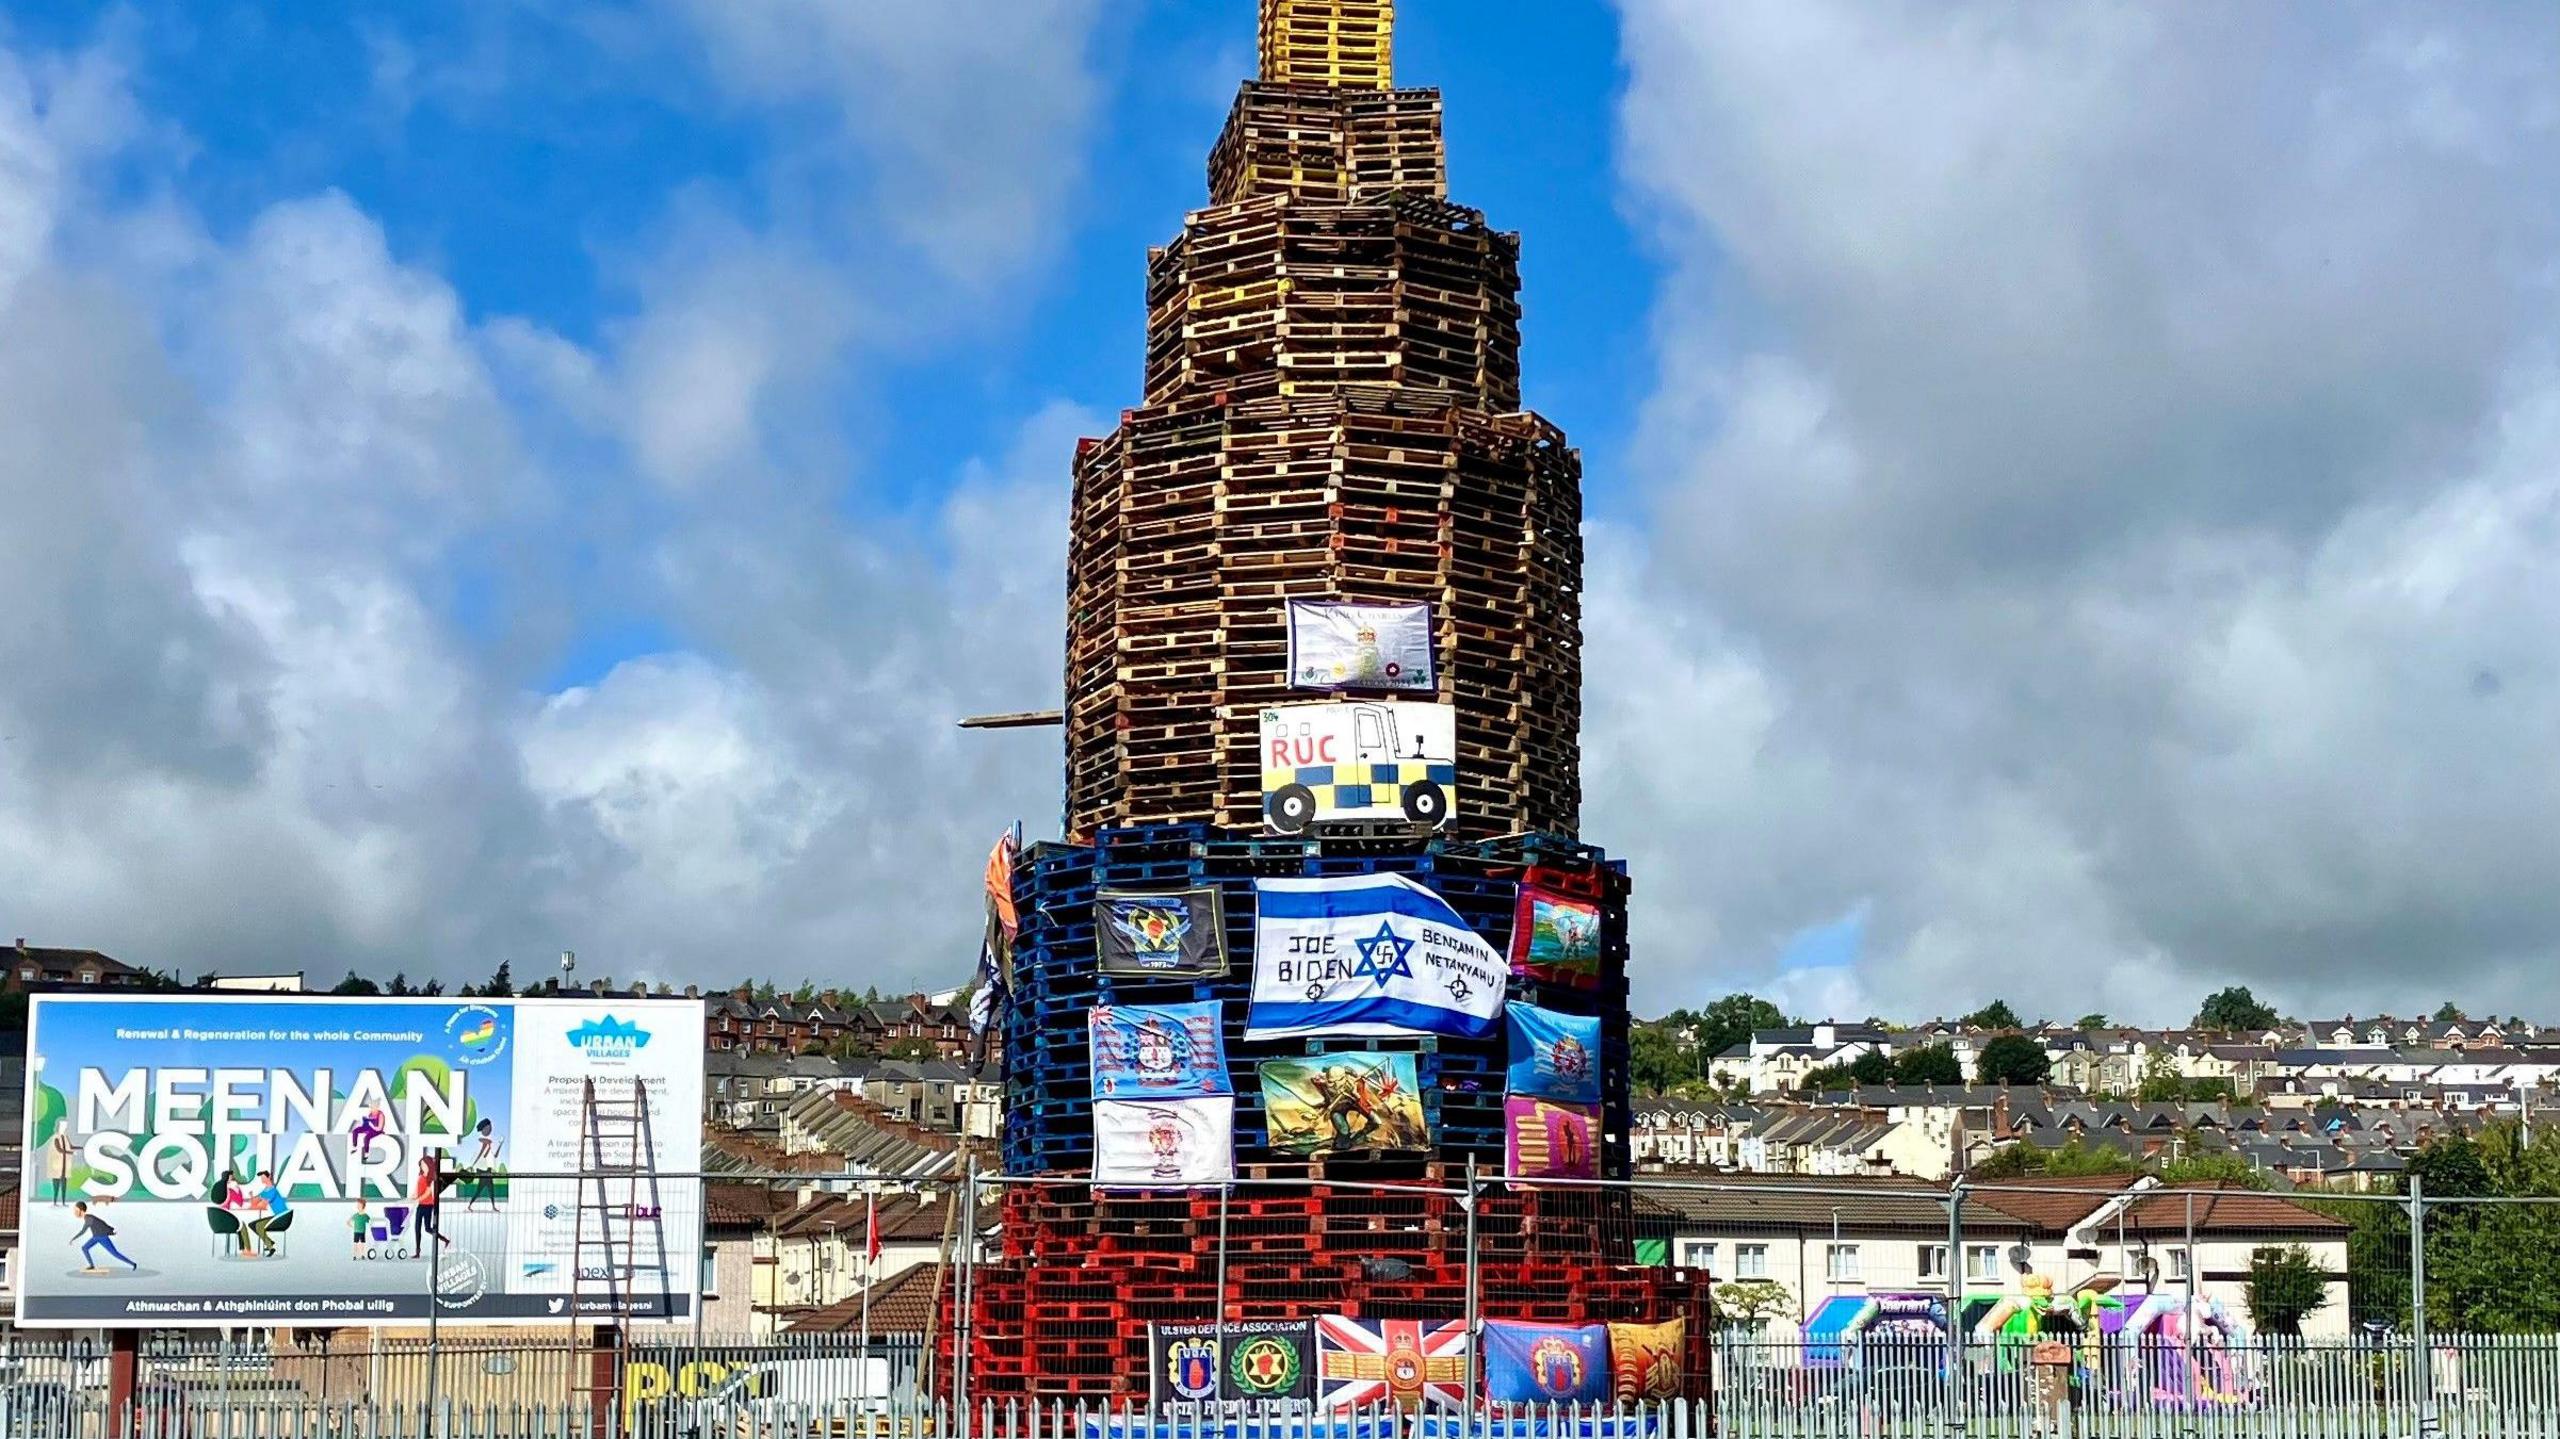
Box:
[858,1192,876,1404]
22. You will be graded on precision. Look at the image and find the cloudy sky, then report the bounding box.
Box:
[3,1,2555,1025]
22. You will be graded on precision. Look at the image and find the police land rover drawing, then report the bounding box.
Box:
[1257,701,1457,834]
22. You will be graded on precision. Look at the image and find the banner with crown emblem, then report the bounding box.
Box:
[1148,1321,1318,1409]
[1287,600,1435,693]
[1097,887,1227,977]
[1483,1322,1612,1406]
[1095,1098,1235,1189]
[1506,1002,1603,1105]
[1091,1002,1232,1100]
[1315,1316,1470,1412]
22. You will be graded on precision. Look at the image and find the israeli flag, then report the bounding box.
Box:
[1245,875,1508,1041]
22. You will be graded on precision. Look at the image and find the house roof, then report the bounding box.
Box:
[1968,1176,2348,1236]
[7,945,141,978]
[783,1262,943,1335]
[770,1192,986,1244]
[1638,1175,2033,1234]
[704,1182,796,1230]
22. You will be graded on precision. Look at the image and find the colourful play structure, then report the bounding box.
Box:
[2122,1292,2255,1407]
[1799,1277,2256,1411]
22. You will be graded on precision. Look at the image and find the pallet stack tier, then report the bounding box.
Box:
[1003,824,1633,1180]
[1065,388,1581,840]
[964,0,1709,1404]
[945,1181,1712,1402]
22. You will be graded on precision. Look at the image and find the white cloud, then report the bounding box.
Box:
[1600,0,2560,1023]
[0,26,1094,993]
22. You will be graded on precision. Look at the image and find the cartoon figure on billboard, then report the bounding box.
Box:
[1259,702,1456,833]
[72,1201,139,1273]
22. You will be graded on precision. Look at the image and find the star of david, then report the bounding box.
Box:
[1350,923,1416,985]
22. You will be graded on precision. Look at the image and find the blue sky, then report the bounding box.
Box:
[3,0,1656,691]
[5,2,2559,1026]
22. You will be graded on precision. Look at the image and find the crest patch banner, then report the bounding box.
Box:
[1091,1001,1231,1101]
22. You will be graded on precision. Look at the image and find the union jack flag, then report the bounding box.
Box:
[1315,1315,1471,1412]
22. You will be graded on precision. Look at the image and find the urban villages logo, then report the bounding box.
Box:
[435,1252,489,1311]
[566,1016,651,1063]
[446,1004,508,1066]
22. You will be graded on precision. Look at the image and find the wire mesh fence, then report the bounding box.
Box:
[15,1169,2560,1436]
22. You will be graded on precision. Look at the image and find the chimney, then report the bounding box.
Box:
[685,985,701,999]
[909,993,929,1017]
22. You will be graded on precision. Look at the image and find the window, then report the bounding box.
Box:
[700,1245,719,1298]
[1827,1244,1861,1282]
[79,973,97,985]
[1734,1243,1770,1279]
[1918,1244,1948,1280]
[1965,1245,2002,1282]
[2167,1248,2191,1282]
[1678,1241,1718,1272]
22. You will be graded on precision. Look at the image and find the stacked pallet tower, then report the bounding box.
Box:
[954,0,1709,1401]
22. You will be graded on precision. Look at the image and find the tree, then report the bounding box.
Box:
[1848,1050,1896,1085]
[2194,986,2279,1032]
[1970,1139,2139,1180]
[1962,1000,2022,1031]
[881,1037,939,1062]
[330,970,381,996]
[1694,994,1789,1062]
[2072,1013,2109,1031]
[481,960,515,999]
[1631,1021,1697,1095]
[387,971,414,997]
[1976,1034,2051,1086]
[2246,1245,2330,1336]
[2435,1001,2469,1022]
[2159,1151,2271,1190]
[1798,1063,1856,1093]
[1892,1044,1965,1086]
[1711,1279,1793,1332]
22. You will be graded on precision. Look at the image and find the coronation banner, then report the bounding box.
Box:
[18,994,704,1328]
[1286,601,1435,693]
[1244,875,1507,1042]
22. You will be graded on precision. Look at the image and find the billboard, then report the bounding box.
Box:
[18,994,704,1328]
[1259,701,1456,833]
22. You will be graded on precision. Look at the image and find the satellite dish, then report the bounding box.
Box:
[2006,1243,2034,1273]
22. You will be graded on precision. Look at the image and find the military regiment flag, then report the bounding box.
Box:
[1148,1322,1318,1408]
[1483,1322,1612,1406]
[1096,887,1227,976]
[1245,874,1506,1041]
[1505,1002,1603,1105]
[1315,1316,1470,1412]
[1091,1002,1231,1100]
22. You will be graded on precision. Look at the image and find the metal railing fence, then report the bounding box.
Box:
[12,1167,2560,1436]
